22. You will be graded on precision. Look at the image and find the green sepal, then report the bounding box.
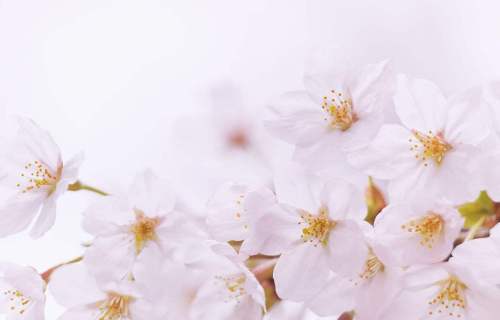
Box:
[458,191,494,228]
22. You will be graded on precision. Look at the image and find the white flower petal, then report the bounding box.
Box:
[451,238,500,284]
[445,88,491,146]
[128,169,176,216]
[274,243,330,301]
[349,60,392,115]
[206,183,250,242]
[49,263,105,308]
[241,204,301,256]
[393,75,447,131]
[320,180,365,220]
[348,124,415,180]
[82,196,133,235]
[306,274,355,317]
[15,117,61,170]
[29,196,57,238]
[0,194,42,237]
[83,234,136,284]
[327,220,368,277]
[355,269,402,320]
[273,164,322,213]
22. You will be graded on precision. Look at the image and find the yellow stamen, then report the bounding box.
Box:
[401,213,444,248]
[359,250,384,280]
[427,276,467,317]
[321,90,357,131]
[409,130,452,166]
[216,274,246,303]
[17,160,62,195]
[98,294,132,320]
[299,206,336,246]
[130,209,160,255]
[3,289,31,315]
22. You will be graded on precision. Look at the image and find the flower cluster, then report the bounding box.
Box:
[1,61,500,320]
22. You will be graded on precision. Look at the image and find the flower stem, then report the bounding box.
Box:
[41,256,83,283]
[465,215,486,241]
[67,180,109,196]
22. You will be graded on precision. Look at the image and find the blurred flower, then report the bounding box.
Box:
[82,170,207,284]
[0,117,82,238]
[166,82,287,211]
[0,263,45,319]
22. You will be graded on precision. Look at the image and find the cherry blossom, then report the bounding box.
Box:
[82,170,207,284]
[381,263,500,320]
[189,244,266,320]
[132,241,265,320]
[244,166,368,303]
[350,75,492,202]
[49,262,161,320]
[373,198,463,266]
[0,263,45,319]
[307,228,401,320]
[3,60,500,320]
[0,117,82,238]
[206,182,286,256]
[265,61,393,184]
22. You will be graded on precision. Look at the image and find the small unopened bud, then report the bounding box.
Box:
[364,177,386,225]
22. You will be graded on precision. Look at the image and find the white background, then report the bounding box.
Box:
[0,0,499,317]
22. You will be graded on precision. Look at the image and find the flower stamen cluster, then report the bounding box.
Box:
[97,294,132,320]
[3,289,31,315]
[299,207,336,246]
[321,90,357,131]
[428,276,466,317]
[410,130,452,166]
[17,160,61,195]
[130,209,160,255]
[401,213,444,248]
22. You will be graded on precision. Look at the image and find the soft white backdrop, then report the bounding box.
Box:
[0,0,499,318]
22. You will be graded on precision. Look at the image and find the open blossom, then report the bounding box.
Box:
[381,263,500,320]
[189,244,266,320]
[133,242,265,320]
[265,61,392,183]
[350,75,491,202]
[82,170,207,284]
[49,262,161,320]
[307,228,401,320]
[132,249,207,320]
[244,166,368,302]
[0,263,45,319]
[373,198,463,266]
[166,82,282,211]
[0,117,82,238]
